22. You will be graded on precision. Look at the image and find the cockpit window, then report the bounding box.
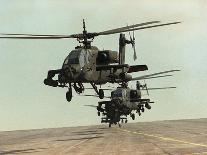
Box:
[64,50,89,67]
[111,89,123,98]
[68,50,81,64]
[63,56,69,65]
[130,90,138,99]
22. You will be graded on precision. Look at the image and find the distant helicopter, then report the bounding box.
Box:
[0,20,180,102]
[86,71,178,127]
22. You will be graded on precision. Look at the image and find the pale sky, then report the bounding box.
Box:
[0,0,207,131]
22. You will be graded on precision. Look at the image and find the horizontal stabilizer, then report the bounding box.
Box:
[128,65,148,73]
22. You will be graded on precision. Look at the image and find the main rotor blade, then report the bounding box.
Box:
[84,105,97,108]
[0,35,75,39]
[82,94,98,97]
[99,22,181,35]
[81,94,110,98]
[0,33,84,39]
[0,21,180,39]
[147,87,177,90]
[0,33,67,36]
[142,74,173,80]
[131,70,180,81]
[85,88,113,91]
[100,21,160,34]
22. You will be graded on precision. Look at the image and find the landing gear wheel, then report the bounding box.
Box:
[145,103,151,109]
[109,123,111,128]
[118,123,121,128]
[97,111,100,116]
[125,119,128,123]
[131,114,135,120]
[141,108,145,112]
[66,89,72,102]
[98,89,104,99]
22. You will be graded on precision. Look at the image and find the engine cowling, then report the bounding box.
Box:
[96,50,119,64]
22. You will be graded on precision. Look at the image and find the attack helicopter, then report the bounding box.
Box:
[86,70,179,127]
[0,20,180,102]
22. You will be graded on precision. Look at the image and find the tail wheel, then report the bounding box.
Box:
[99,89,104,99]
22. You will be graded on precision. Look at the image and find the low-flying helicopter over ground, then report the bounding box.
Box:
[87,79,177,127]
[85,68,179,127]
[0,20,180,102]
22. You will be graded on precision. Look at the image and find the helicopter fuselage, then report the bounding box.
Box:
[58,46,130,85]
[111,87,142,110]
[98,84,152,126]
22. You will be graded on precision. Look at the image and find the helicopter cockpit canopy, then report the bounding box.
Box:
[63,49,89,68]
[68,50,80,64]
[111,89,123,98]
[130,89,141,101]
[130,90,138,98]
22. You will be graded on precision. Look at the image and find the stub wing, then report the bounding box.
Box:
[96,64,148,73]
[96,64,129,71]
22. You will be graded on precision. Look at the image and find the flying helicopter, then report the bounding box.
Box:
[85,71,179,127]
[0,20,180,102]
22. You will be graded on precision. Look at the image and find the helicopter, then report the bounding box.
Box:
[0,20,180,102]
[85,71,179,127]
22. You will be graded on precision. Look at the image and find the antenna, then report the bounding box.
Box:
[83,19,86,32]
[82,19,91,48]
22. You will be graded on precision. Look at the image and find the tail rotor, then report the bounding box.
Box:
[129,30,137,61]
[132,30,137,61]
[140,80,149,96]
